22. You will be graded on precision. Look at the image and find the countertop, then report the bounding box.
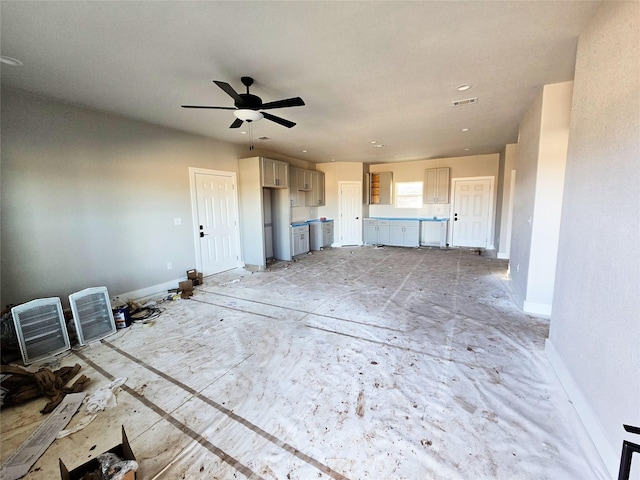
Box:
[370,217,449,222]
[291,218,333,227]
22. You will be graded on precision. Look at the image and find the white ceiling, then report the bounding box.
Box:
[0,1,601,164]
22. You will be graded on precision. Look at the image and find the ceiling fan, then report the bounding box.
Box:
[182,76,305,129]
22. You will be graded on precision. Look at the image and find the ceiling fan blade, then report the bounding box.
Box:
[262,112,296,128]
[260,97,306,110]
[230,118,244,129]
[181,105,236,110]
[213,80,243,103]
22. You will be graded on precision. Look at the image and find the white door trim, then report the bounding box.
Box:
[450,176,495,249]
[189,167,242,273]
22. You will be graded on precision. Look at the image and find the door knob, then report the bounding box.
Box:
[200,232,209,237]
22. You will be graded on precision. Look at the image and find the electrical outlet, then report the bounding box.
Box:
[516,264,520,273]
[174,217,182,226]
[167,262,173,270]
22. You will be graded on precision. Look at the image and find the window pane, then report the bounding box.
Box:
[396,182,423,208]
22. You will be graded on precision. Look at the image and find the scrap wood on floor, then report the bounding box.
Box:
[0,247,611,480]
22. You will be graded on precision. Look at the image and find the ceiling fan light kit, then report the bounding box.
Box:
[234,109,264,122]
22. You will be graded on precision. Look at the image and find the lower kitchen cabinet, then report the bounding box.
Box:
[291,224,310,256]
[309,221,334,250]
[388,220,419,247]
[364,218,419,247]
[364,218,390,245]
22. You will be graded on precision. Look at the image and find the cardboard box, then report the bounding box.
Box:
[59,426,136,480]
[179,280,193,292]
[186,269,197,280]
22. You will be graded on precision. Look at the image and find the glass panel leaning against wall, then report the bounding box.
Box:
[396,182,423,208]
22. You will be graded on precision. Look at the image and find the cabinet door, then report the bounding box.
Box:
[435,168,450,203]
[404,224,420,246]
[424,168,450,203]
[301,230,309,253]
[315,171,325,206]
[298,170,312,191]
[377,220,390,244]
[262,158,277,187]
[289,167,300,206]
[275,161,289,188]
[364,219,378,244]
[305,171,325,206]
[389,224,405,245]
[322,222,334,247]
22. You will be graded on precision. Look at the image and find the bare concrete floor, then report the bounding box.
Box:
[1,246,609,479]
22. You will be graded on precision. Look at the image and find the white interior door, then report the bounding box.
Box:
[192,170,241,275]
[451,177,493,248]
[339,181,362,246]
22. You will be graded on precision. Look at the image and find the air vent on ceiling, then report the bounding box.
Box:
[452,97,478,107]
[257,136,270,141]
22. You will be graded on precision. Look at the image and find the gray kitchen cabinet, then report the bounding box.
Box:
[289,166,301,206]
[298,169,313,191]
[364,218,390,245]
[262,157,289,188]
[424,167,450,203]
[239,156,292,270]
[368,172,393,205]
[305,171,325,206]
[310,221,334,250]
[291,224,310,256]
[388,220,420,247]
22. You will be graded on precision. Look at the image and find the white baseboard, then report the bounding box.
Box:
[545,339,618,479]
[523,300,552,316]
[497,252,509,259]
[113,278,185,304]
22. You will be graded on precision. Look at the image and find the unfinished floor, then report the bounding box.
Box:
[1,246,609,479]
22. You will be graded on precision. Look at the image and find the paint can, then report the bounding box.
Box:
[113,306,131,329]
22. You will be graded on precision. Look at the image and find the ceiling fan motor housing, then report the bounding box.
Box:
[237,93,262,110]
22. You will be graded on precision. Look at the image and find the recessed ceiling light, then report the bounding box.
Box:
[457,84,471,91]
[464,148,470,151]
[461,128,470,132]
[302,150,307,153]
[0,55,23,66]
[240,131,248,134]
[331,159,336,162]
[372,144,385,148]
[370,141,377,144]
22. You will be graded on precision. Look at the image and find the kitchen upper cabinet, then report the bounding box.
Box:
[262,157,289,188]
[289,166,301,206]
[424,167,450,203]
[298,169,313,191]
[369,172,393,205]
[305,171,325,207]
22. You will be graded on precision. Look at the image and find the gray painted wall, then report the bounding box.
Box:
[510,81,572,314]
[547,2,640,475]
[1,88,246,306]
[508,94,542,305]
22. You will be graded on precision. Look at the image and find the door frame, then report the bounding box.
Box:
[189,167,242,273]
[338,181,363,246]
[449,176,495,249]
